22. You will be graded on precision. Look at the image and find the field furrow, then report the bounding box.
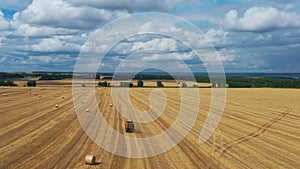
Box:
[0,87,299,168]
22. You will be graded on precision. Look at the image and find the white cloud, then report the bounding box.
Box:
[117,57,191,72]
[29,37,80,52]
[131,38,178,51]
[141,52,194,61]
[67,0,187,12]
[0,11,9,30]
[1,0,298,72]
[222,6,300,32]
[195,48,232,63]
[0,56,6,64]
[12,24,78,37]
[110,43,133,55]
[205,28,228,45]
[218,48,236,62]
[15,0,129,29]
[256,33,272,41]
[28,54,74,64]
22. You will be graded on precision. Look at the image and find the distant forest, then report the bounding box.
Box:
[132,74,300,88]
[0,72,72,80]
[226,77,300,88]
[0,72,299,88]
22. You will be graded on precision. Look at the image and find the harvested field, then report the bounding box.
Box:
[0,86,299,168]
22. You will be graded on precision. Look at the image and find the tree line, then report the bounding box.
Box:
[226,77,300,88]
[0,80,17,86]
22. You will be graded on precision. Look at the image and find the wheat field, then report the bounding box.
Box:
[0,84,299,168]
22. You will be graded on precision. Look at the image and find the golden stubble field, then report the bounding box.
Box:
[0,82,299,169]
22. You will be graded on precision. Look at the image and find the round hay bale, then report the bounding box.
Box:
[55,104,59,108]
[109,104,113,107]
[86,108,89,112]
[39,95,41,98]
[85,155,96,165]
[61,96,64,99]
[82,100,85,104]
[4,93,7,97]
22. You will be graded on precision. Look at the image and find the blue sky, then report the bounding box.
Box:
[0,0,299,72]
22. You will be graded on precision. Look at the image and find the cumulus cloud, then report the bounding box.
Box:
[15,0,129,30]
[12,24,78,37]
[8,0,191,32]
[0,11,9,30]
[67,0,187,12]
[222,6,300,32]
[205,28,228,46]
[131,38,179,52]
[1,0,299,72]
[218,48,236,62]
[28,54,74,64]
[28,37,80,52]
[13,0,188,31]
[0,54,76,72]
[256,33,272,41]
[141,52,194,61]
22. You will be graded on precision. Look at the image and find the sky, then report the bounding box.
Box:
[0,0,299,73]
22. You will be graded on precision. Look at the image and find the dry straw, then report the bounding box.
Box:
[85,155,96,165]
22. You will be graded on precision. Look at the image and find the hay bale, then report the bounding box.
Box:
[4,93,7,97]
[86,108,89,112]
[55,104,59,108]
[39,95,41,98]
[82,100,85,104]
[109,104,113,107]
[85,155,96,165]
[61,96,64,99]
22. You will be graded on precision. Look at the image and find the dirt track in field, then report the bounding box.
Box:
[0,86,299,169]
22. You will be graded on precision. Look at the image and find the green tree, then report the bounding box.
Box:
[27,80,36,87]
[181,82,187,88]
[120,82,133,87]
[0,80,5,86]
[98,81,108,87]
[137,80,144,87]
[157,81,164,87]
